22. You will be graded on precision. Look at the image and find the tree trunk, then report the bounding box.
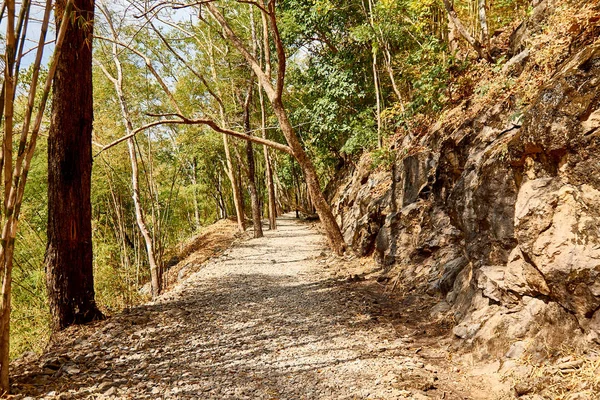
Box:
[368,0,383,148]
[243,84,263,238]
[0,1,17,387]
[127,138,161,297]
[442,0,492,61]
[478,0,489,48]
[383,46,403,107]
[45,0,103,331]
[190,161,201,230]
[259,86,277,230]
[372,50,382,149]
[447,7,460,54]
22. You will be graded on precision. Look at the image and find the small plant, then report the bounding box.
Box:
[370,147,396,170]
[475,83,491,97]
[493,55,507,73]
[498,143,510,163]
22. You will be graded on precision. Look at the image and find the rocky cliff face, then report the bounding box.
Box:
[330,0,600,361]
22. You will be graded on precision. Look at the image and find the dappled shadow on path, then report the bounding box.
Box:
[12,274,408,399]
[11,214,469,399]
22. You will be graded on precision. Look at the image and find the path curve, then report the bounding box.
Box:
[12,214,491,399]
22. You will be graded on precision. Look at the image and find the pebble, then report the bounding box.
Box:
[8,216,470,399]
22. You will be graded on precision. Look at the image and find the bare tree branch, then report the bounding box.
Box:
[96,115,293,156]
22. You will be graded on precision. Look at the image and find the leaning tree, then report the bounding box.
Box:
[114,0,347,254]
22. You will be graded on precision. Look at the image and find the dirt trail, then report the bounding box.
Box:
[11,214,506,399]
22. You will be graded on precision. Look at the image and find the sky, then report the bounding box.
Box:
[0,0,194,70]
[0,1,57,69]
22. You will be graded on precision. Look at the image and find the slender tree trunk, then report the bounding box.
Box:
[243,83,263,238]
[372,50,382,149]
[447,7,460,54]
[382,45,404,112]
[127,138,161,297]
[259,86,277,230]
[292,159,301,218]
[0,0,15,385]
[190,158,201,230]
[368,0,383,148]
[45,0,103,331]
[217,172,227,219]
[478,0,489,48]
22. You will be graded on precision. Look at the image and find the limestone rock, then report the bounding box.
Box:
[429,301,451,318]
[328,20,600,363]
[503,248,549,297]
[514,179,600,318]
[437,256,468,294]
[582,109,600,135]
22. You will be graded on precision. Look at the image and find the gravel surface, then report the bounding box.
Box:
[11,214,500,399]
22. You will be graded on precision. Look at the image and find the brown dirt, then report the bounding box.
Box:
[164,219,240,288]
[8,214,515,399]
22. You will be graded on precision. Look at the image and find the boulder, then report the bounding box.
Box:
[514,179,600,318]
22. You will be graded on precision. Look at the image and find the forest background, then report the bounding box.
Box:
[5,0,531,361]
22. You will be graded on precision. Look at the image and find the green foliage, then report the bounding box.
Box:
[402,40,451,116]
[340,109,379,156]
[370,147,396,170]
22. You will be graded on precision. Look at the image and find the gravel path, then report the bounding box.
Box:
[11,214,497,399]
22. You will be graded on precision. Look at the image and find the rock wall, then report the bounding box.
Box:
[330,3,600,361]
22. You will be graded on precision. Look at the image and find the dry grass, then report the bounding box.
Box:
[164,219,240,288]
[505,345,600,399]
[432,0,600,135]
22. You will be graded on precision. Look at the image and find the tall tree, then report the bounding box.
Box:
[206,2,347,254]
[243,81,264,238]
[45,0,104,330]
[96,2,163,298]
